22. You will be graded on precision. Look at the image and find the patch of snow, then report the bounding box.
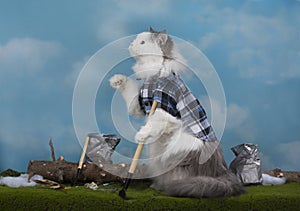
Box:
[262,173,286,185]
[0,174,43,188]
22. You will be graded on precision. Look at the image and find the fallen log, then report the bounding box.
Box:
[27,160,147,185]
[262,168,300,183]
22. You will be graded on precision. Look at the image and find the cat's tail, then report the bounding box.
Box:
[164,171,245,198]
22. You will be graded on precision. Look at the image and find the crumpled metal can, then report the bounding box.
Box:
[229,143,262,185]
[86,133,120,166]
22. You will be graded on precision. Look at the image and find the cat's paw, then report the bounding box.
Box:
[109,74,128,90]
[135,124,157,144]
[135,129,151,144]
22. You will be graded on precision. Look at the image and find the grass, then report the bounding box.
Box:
[0,181,299,210]
[0,169,21,177]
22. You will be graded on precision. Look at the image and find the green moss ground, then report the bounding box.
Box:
[0,182,299,210]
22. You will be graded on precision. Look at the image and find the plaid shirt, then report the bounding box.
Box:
[138,73,217,142]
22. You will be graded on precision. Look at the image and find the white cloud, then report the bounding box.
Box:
[199,96,255,141]
[197,3,300,81]
[96,17,130,43]
[259,152,276,170]
[115,0,171,15]
[65,56,91,88]
[0,111,79,171]
[0,38,63,74]
[200,96,226,133]
[94,0,171,43]
[201,98,250,132]
[277,141,300,170]
[199,32,220,51]
[260,141,300,171]
[226,103,249,129]
[226,103,257,141]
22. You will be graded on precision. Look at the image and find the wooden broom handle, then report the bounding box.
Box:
[148,100,158,116]
[78,136,90,169]
[128,100,158,174]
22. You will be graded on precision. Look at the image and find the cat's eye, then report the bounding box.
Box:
[140,41,145,44]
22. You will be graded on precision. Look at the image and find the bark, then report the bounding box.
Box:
[27,161,299,185]
[27,160,147,185]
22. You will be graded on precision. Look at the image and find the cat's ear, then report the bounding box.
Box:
[156,31,168,46]
[148,26,155,33]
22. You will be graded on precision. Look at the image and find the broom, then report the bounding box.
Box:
[119,100,158,199]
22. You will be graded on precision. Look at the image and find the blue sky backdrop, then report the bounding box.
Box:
[0,0,299,172]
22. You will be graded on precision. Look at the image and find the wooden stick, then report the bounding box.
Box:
[49,137,56,161]
[149,100,158,116]
[128,100,158,174]
[78,136,90,170]
[73,135,90,185]
[119,100,158,199]
[128,142,144,174]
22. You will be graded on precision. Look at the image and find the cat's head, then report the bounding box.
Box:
[129,28,186,79]
[129,28,173,59]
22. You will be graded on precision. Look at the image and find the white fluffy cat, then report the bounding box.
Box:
[110,28,245,198]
